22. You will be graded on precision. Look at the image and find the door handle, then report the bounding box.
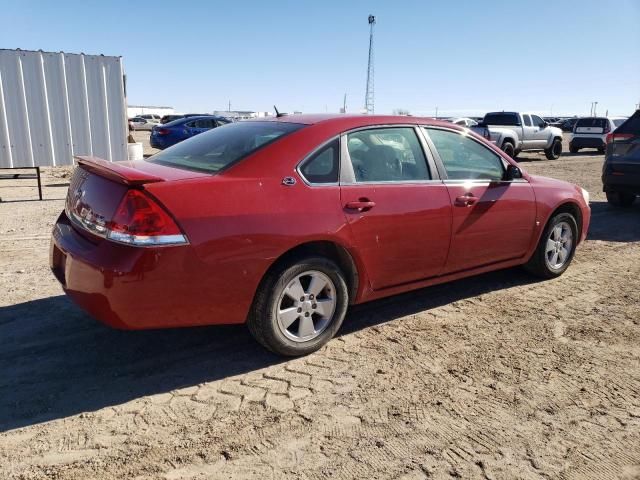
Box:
[345,199,376,212]
[455,193,478,207]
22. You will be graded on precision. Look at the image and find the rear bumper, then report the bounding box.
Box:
[50,211,251,329]
[602,174,640,194]
[570,137,605,149]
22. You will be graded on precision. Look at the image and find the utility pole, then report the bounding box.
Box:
[228,100,231,112]
[364,15,376,114]
[435,106,438,119]
[342,93,347,113]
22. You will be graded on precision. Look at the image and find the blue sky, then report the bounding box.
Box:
[1,0,638,116]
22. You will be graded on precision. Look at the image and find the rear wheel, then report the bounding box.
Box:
[247,257,349,356]
[502,141,515,158]
[524,212,578,279]
[569,144,579,153]
[606,191,636,207]
[597,147,606,154]
[545,138,563,160]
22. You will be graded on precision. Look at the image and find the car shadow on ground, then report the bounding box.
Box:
[587,200,640,242]
[0,267,541,432]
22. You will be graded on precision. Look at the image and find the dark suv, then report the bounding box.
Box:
[602,110,640,207]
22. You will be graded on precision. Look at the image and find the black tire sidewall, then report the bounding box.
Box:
[502,142,515,157]
[546,138,562,159]
[251,257,349,356]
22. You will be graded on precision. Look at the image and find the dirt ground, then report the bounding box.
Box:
[1,137,639,480]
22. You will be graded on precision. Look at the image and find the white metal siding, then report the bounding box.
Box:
[0,49,127,168]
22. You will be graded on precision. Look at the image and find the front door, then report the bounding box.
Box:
[530,115,550,149]
[340,126,452,290]
[423,127,537,273]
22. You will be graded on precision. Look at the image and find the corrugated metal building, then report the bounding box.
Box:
[0,49,127,168]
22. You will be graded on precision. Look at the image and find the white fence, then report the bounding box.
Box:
[0,49,127,168]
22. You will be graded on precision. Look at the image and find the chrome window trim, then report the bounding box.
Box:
[339,125,437,186]
[295,135,341,187]
[421,125,526,183]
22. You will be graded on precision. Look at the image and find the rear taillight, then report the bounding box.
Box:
[106,190,188,246]
[606,133,634,144]
[157,128,170,135]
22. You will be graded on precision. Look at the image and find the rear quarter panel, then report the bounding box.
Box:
[144,125,368,325]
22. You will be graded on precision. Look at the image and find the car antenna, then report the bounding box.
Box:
[274,105,286,118]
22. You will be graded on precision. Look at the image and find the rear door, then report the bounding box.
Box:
[423,127,537,273]
[340,126,452,290]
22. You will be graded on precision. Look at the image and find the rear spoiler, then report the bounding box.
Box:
[75,156,164,186]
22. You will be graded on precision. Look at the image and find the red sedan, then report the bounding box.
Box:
[50,114,591,356]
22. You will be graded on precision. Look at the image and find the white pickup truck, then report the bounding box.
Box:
[471,112,564,160]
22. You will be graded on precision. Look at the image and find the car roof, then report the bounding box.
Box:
[249,113,456,130]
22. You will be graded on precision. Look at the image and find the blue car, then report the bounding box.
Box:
[150,115,232,150]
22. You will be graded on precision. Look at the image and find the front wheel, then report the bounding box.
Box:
[247,257,349,356]
[524,213,578,279]
[545,138,563,160]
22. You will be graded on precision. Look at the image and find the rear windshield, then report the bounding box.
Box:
[483,113,521,126]
[147,121,305,173]
[576,118,607,128]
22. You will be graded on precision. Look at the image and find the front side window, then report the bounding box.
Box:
[531,115,545,128]
[299,139,339,184]
[148,121,304,173]
[426,128,505,181]
[346,127,430,182]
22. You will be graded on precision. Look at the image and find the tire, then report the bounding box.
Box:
[569,144,579,154]
[513,149,521,159]
[606,191,636,207]
[247,256,349,356]
[545,138,563,160]
[524,212,578,279]
[597,147,606,154]
[502,141,515,158]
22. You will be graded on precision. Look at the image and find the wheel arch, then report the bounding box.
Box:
[546,201,584,244]
[260,240,362,304]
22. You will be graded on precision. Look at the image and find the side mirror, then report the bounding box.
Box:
[505,164,522,181]
[541,122,548,129]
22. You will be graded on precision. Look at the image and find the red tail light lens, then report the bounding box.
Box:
[157,128,170,135]
[606,133,634,144]
[107,190,187,246]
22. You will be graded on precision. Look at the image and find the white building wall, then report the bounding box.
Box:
[0,49,128,167]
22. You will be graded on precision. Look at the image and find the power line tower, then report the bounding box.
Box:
[364,14,376,114]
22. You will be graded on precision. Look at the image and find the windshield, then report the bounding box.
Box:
[483,113,521,126]
[147,121,305,173]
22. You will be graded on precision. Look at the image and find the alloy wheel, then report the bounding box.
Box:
[275,270,337,342]
[545,221,573,269]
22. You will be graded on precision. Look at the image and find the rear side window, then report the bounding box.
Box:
[299,139,339,184]
[148,121,304,173]
[523,115,532,127]
[346,127,430,182]
[483,113,521,126]
[615,112,640,134]
[426,128,505,181]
